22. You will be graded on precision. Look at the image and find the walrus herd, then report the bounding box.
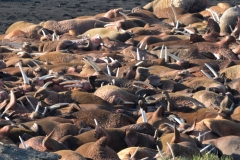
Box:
[0,0,240,159]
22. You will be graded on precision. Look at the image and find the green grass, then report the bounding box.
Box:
[177,154,232,160]
[157,153,232,160]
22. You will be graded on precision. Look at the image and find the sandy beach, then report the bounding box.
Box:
[0,0,155,34]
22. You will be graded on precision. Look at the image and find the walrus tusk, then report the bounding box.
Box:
[48,103,69,111]
[83,57,101,72]
[27,64,34,71]
[52,33,55,41]
[136,48,141,60]
[30,52,46,56]
[197,131,211,141]
[38,75,56,81]
[17,51,30,57]
[156,145,164,159]
[201,70,213,79]
[168,53,183,61]
[19,136,27,149]
[175,30,190,36]
[41,29,46,37]
[35,102,41,113]
[52,31,58,41]
[184,28,195,34]
[41,81,53,89]
[164,123,175,129]
[171,115,184,124]
[42,107,47,116]
[31,60,41,68]
[206,9,219,22]
[119,11,129,19]
[101,82,105,87]
[212,11,220,22]
[206,9,216,21]
[167,142,175,160]
[17,62,30,85]
[140,108,147,123]
[94,119,98,125]
[59,80,82,85]
[112,79,115,85]
[109,57,115,62]
[107,65,112,76]
[102,58,109,64]
[135,61,143,66]
[4,117,16,125]
[25,96,35,111]
[159,44,165,58]
[145,44,148,50]
[154,130,158,139]
[129,146,139,160]
[175,20,179,29]
[165,46,168,63]
[206,146,216,154]
[30,123,39,132]
[138,41,144,49]
[104,23,117,27]
[119,29,127,33]
[200,143,212,153]
[116,67,120,77]
[204,63,218,78]
[122,9,131,12]
[229,25,233,32]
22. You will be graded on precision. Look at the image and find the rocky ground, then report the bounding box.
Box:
[0,144,60,160]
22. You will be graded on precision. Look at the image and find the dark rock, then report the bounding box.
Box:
[0,144,61,160]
